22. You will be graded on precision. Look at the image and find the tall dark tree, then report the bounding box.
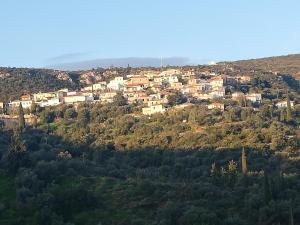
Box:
[264,171,272,204]
[30,101,37,115]
[18,104,25,131]
[167,91,187,107]
[286,94,292,121]
[87,76,96,98]
[0,119,4,132]
[77,108,90,127]
[240,109,247,121]
[290,205,294,225]
[280,109,286,122]
[7,130,27,174]
[112,93,127,106]
[241,148,247,176]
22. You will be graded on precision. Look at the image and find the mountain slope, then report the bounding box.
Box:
[231,54,300,80]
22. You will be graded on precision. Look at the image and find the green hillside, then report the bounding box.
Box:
[231,54,300,80]
[0,68,79,102]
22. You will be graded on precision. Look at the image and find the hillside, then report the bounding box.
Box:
[0,67,136,102]
[0,68,79,102]
[230,54,300,80]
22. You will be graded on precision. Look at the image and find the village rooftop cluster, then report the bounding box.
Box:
[0,67,294,115]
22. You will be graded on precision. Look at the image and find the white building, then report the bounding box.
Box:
[276,100,294,109]
[33,92,56,102]
[107,77,124,90]
[210,76,225,89]
[99,91,117,103]
[160,69,181,77]
[207,103,225,111]
[231,92,245,101]
[168,75,179,83]
[9,100,33,109]
[142,104,165,115]
[246,93,262,103]
[38,98,61,107]
[83,82,107,92]
[63,95,94,104]
[209,87,225,99]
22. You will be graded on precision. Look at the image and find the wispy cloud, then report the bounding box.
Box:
[46,52,90,64]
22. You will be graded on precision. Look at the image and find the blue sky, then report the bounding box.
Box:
[1,0,300,68]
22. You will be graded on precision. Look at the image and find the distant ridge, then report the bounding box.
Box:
[48,57,190,71]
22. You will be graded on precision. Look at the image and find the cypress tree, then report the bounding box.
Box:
[30,100,37,115]
[241,110,247,121]
[286,95,292,121]
[7,130,27,174]
[264,171,272,204]
[290,205,294,225]
[242,148,247,176]
[18,104,25,131]
[280,109,286,122]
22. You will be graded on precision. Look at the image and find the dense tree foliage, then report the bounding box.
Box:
[0,68,79,102]
[0,97,299,224]
[0,66,300,224]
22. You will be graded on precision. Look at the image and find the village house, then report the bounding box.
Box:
[9,99,33,109]
[173,103,194,110]
[235,75,251,83]
[209,75,226,89]
[124,83,145,92]
[170,82,183,90]
[245,93,262,103]
[126,92,151,104]
[149,93,162,100]
[168,75,179,83]
[39,98,61,107]
[147,98,168,107]
[193,92,211,100]
[188,78,199,85]
[207,103,225,111]
[153,77,163,83]
[149,80,163,88]
[33,92,57,102]
[107,76,124,90]
[63,94,94,104]
[142,104,165,115]
[66,91,82,96]
[99,91,117,103]
[141,70,161,79]
[225,76,238,86]
[182,85,201,95]
[0,102,4,109]
[182,70,195,78]
[276,100,294,109]
[82,82,107,92]
[126,75,150,87]
[56,90,68,99]
[232,92,245,100]
[209,87,225,99]
[160,69,182,77]
[150,84,163,93]
[199,81,213,91]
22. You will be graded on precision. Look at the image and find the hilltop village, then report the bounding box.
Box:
[0,65,296,118]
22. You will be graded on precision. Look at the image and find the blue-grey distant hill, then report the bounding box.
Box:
[48,57,191,71]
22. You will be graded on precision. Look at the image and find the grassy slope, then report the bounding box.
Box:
[231,54,300,80]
